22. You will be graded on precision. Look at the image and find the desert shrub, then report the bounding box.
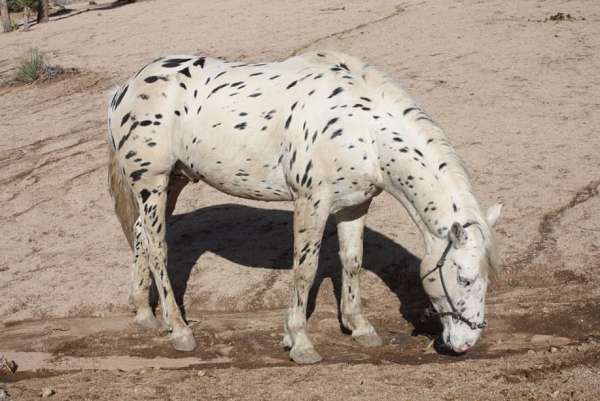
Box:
[14,48,70,84]
[15,48,47,83]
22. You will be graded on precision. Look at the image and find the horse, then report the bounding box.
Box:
[107,50,501,364]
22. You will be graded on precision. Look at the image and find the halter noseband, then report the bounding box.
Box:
[420,223,487,331]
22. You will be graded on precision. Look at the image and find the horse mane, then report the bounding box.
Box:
[315,51,500,278]
[434,150,500,279]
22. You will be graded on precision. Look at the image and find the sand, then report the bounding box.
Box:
[1,0,599,399]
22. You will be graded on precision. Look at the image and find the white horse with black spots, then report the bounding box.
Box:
[107,50,501,364]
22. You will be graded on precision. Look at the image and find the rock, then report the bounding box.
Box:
[422,339,436,354]
[0,357,17,374]
[504,375,521,384]
[197,370,206,377]
[527,349,536,355]
[41,388,55,398]
[549,346,559,353]
[0,388,10,400]
[530,334,571,347]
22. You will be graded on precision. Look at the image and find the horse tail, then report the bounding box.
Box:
[108,143,139,250]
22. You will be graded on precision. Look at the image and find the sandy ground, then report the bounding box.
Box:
[1,0,600,399]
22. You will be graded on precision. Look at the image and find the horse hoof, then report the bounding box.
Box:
[290,347,322,364]
[135,309,161,330]
[282,334,293,349]
[353,332,383,347]
[127,293,137,312]
[170,327,197,352]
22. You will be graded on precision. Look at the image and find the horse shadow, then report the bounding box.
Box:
[162,203,441,337]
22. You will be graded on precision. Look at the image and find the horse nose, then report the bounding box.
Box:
[453,342,472,353]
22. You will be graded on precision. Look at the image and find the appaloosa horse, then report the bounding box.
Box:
[107,51,501,363]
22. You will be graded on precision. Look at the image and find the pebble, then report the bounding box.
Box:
[527,349,536,355]
[549,346,559,353]
[0,389,9,400]
[197,370,206,377]
[41,388,55,398]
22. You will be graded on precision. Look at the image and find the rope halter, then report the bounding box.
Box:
[420,223,487,331]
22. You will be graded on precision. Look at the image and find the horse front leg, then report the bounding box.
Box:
[335,201,382,347]
[284,196,329,364]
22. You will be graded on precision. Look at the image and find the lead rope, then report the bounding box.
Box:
[421,236,487,331]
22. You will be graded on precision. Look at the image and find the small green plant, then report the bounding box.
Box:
[13,48,70,85]
[16,48,47,83]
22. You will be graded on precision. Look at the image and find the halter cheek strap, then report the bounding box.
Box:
[420,224,487,331]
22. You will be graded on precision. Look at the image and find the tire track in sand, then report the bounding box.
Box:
[509,178,600,270]
[289,3,411,57]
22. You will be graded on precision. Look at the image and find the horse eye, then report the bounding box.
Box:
[458,276,474,287]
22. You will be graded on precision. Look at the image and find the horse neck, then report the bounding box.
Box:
[371,106,485,253]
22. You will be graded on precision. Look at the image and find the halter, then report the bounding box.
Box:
[420,223,487,331]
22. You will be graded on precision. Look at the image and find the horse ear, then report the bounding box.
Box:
[448,222,468,248]
[486,203,502,227]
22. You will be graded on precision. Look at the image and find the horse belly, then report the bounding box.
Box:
[181,130,293,202]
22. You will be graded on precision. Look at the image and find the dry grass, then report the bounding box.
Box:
[14,48,76,84]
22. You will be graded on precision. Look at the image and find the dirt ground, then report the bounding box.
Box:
[1,0,600,400]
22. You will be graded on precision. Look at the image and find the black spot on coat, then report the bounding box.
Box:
[193,57,205,67]
[120,113,130,127]
[403,107,418,116]
[162,58,192,68]
[113,85,128,109]
[140,189,151,203]
[328,87,344,98]
[330,128,343,139]
[130,169,148,182]
[322,117,338,133]
[144,75,167,84]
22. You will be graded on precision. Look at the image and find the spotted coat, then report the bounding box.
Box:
[107,51,501,360]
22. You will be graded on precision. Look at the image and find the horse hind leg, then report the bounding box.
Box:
[335,201,382,347]
[130,216,161,330]
[109,145,158,328]
[128,166,189,331]
[284,196,330,364]
[134,173,196,351]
